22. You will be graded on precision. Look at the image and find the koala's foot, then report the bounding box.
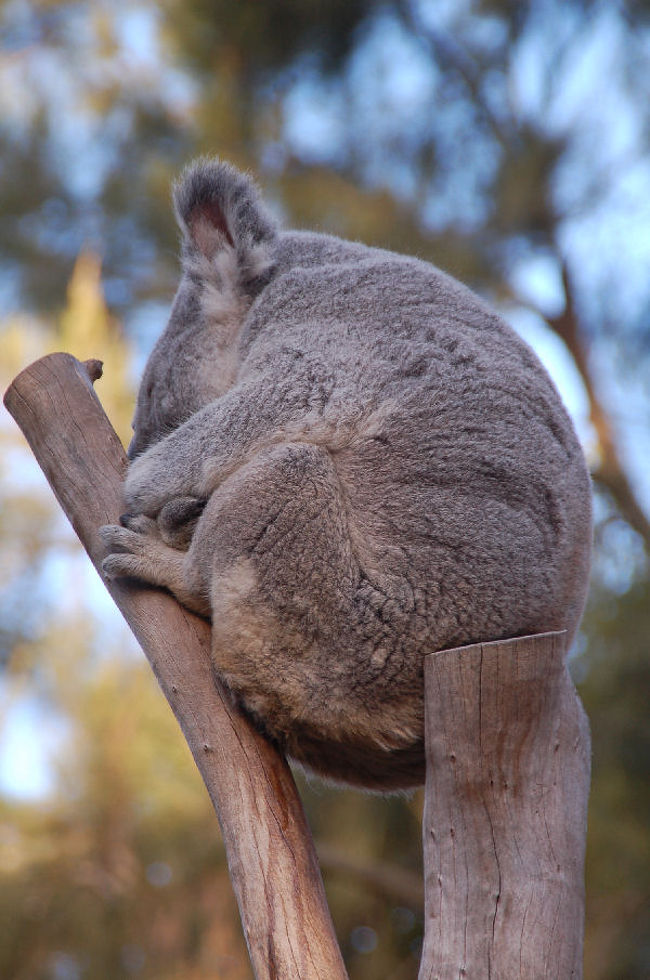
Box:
[99,517,211,618]
[157,496,206,550]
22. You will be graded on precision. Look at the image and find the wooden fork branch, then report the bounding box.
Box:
[4,352,348,980]
[420,632,591,979]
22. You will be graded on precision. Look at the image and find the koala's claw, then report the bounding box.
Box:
[99,517,203,615]
[102,552,146,581]
[99,524,157,581]
[100,523,127,554]
[100,518,160,547]
[101,523,142,551]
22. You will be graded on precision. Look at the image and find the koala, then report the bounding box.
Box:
[100,158,592,791]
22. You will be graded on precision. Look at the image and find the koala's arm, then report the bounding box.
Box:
[123,371,327,517]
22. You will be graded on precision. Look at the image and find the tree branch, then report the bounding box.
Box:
[420,632,590,978]
[548,262,650,549]
[3,352,348,980]
[395,0,513,150]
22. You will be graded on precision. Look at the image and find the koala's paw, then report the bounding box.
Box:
[99,519,164,582]
[99,517,210,618]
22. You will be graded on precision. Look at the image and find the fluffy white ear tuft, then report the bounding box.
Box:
[173,158,278,297]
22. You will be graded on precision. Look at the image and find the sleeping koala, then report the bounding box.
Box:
[100,158,592,791]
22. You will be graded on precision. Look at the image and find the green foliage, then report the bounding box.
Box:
[0,648,250,980]
[577,581,650,978]
[161,0,376,76]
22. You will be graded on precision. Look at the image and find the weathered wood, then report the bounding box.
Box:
[419,631,590,980]
[4,352,348,980]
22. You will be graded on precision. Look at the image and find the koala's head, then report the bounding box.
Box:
[128,158,278,459]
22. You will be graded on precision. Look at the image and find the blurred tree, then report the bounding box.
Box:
[0,623,253,980]
[0,247,133,669]
[577,577,650,979]
[1,0,649,976]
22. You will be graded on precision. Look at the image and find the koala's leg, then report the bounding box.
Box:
[105,442,424,786]
[101,432,356,639]
[99,514,211,618]
[103,440,359,698]
[181,440,420,764]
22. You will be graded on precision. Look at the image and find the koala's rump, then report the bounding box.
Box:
[332,363,592,656]
[190,373,589,789]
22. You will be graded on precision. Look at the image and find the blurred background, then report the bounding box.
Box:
[0,1,649,977]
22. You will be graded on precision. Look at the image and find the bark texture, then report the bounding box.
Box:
[419,631,590,979]
[4,352,348,980]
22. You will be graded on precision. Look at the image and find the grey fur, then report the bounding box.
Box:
[101,158,592,790]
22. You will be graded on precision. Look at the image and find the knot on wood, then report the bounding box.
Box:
[83,359,104,383]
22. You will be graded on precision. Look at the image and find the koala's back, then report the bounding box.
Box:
[203,233,592,784]
[242,231,591,637]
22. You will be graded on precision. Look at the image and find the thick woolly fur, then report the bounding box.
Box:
[102,157,593,791]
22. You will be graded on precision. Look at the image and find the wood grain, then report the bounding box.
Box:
[419,631,590,979]
[4,352,348,980]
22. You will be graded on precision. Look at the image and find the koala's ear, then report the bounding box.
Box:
[173,158,278,292]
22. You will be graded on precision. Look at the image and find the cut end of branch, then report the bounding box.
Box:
[83,359,104,384]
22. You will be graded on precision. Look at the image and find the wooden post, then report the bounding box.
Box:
[4,353,348,980]
[419,632,591,979]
